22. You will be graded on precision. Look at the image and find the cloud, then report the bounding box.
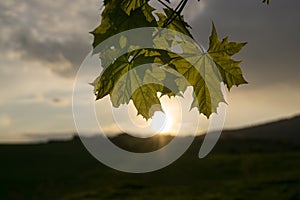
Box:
[1,0,300,82]
[0,0,101,77]
[11,28,88,77]
[1,0,300,143]
[0,60,74,107]
[19,93,71,107]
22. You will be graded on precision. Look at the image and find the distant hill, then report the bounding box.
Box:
[65,115,300,146]
[1,118,300,200]
[41,115,300,148]
[222,115,300,140]
[66,115,300,153]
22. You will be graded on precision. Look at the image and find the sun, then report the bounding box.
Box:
[150,110,174,134]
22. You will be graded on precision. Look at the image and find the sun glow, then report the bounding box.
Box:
[151,111,174,134]
[96,88,206,138]
[149,95,183,135]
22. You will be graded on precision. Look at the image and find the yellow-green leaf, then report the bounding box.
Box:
[208,24,248,90]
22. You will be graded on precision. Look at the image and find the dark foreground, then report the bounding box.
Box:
[1,135,300,200]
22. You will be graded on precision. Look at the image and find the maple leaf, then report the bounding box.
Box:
[152,33,225,117]
[121,0,148,15]
[91,0,249,120]
[93,49,168,119]
[120,0,155,23]
[156,8,192,37]
[167,54,225,117]
[91,0,156,48]
[208,24,248,90]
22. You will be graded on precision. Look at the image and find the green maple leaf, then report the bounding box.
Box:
[153,34,225,117]
[130,66,166,119]
[120,0,155,23]
[93,49,169,119]
[208,24,248,90]
[141,4,156,22]
[121,0,148,15]
[91,1,249,120]
[91,0,156,48]
[167,54,225,117]
[156,8,192,37]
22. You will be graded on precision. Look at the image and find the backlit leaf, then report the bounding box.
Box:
[208,24,248,90]
[91,0,249,119]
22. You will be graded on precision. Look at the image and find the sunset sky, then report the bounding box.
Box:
[1,0,300,143]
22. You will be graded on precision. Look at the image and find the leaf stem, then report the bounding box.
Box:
[157,0,173,11]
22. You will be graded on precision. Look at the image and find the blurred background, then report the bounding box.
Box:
[1,0,300,199]
[0,0,300,142]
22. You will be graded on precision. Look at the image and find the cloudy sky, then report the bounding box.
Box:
[1,0,300,143]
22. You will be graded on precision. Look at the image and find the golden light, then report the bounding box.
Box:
[150,96,182,135]
[150,111,174,134]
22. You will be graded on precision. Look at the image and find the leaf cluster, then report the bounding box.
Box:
[91,0,249,120]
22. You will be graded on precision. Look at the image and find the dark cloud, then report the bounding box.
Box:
[0,0,100,77]
[12,27,91,77]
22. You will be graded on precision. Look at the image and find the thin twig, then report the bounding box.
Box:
[157,0,174,11]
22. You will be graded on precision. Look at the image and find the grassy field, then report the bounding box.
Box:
[1,136,300,200]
